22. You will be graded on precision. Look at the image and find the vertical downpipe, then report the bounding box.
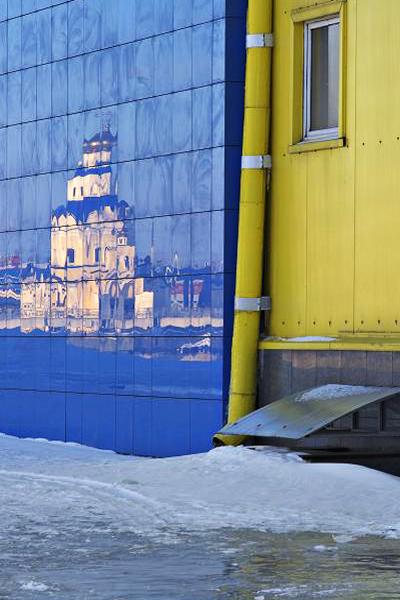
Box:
[214,0,273,445]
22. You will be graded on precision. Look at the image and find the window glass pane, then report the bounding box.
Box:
[310,21,339,131]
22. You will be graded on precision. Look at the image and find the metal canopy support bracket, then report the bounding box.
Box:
[246,33,274,48]
[241,155,272,170]
[235,296,271,312]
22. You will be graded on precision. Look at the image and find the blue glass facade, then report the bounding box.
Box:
[0,0,246,456]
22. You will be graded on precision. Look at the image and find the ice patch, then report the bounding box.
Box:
[20,581,49,592]
[296,384,382,402]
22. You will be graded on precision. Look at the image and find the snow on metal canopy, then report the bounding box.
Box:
[219,384,400,439]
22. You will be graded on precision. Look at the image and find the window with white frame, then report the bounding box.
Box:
[303,16,340,141]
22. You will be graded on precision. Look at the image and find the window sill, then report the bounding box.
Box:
[288,137,345,154]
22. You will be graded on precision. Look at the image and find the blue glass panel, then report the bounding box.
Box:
[8,0,21,19]
[84,52,101,110]
[172,152,192,214]
[68,111,84,169]
[133,337,152,396]
[172,213,191,272]
[153,215,172,270]
[51,60,68,117]
[154,0,173,34]
[51,116,68,171]
[22,12,37,68]
[118,161,135,213]
[135,98,154,159]
[173,28,191,91]
[116,337,134,395]
[212,83,225,147]
[0,1,6,22]
[97,338,116,395]
[154,33,173,95]
[68,55,84,113]
[51,170,68,215]
[192,149,212,211]
[0,127,5,180]
[65,392,82,443]
[66,338,84,392]
[190,399,222,453]
[68,0,84,56]
[82,394,116,450]
[193,86,212,150]
[154,95,172,156]
[36,119,51,173]
[0,390,19,437]
[118,43,135,102]
[211,146,224,210]
[19,391,37,439]
[6,179,21,231]
[102,0,118,47]
[20,176,36,230]
[0,181,6,230]
[192,211,211,270]
[0,21,6,74]
[212,18,225,82]
[101,46,119,106]
[36,174,51,229]
[172,90,192,153]
[135,0,154,38]
[50,336,66,392]
[135,38,154,99]
[7,72,21,126]
[22,68,36,122]
[133,397,152,456]
[210,336,225,398]
[152,398,190,456]
[193,0,213,24]
[192,24,212,87]
[173,0,192,29]
[117,0,136,45]
[134,216,152,273]
[37,8,52,64]
[51,3,67,61]
[37,64,52,120]
[84,0,102,53]
[118,102,136,162]
[115,396,134,454]
[35,391,66,442]
[6,229,21,278]
[7,125,22,178]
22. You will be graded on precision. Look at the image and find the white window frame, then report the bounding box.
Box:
[303,15,340,142]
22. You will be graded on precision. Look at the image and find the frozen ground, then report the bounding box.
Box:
[2,435,400,598]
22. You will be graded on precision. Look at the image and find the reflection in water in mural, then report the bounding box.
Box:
[0,127,218,344]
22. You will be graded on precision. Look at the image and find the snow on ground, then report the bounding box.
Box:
[2,434,400,540]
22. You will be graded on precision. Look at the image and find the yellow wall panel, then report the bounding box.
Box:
[354,0,400,334]
[268,0,400,338]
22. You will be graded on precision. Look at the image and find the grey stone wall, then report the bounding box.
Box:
[258,350,397,407]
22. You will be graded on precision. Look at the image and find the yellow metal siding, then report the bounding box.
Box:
[269,0,400,338]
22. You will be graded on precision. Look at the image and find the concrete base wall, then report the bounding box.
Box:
[258,350,399,407]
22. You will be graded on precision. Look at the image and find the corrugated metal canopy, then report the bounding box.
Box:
[219,384,400,439]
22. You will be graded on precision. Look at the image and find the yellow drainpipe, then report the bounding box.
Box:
[214,0,273,446]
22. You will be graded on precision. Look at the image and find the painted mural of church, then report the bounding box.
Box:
[19,126,154,335]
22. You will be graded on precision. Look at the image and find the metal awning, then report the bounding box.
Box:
[219,384,400,439]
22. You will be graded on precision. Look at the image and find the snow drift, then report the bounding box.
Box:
[2,434,400,540]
